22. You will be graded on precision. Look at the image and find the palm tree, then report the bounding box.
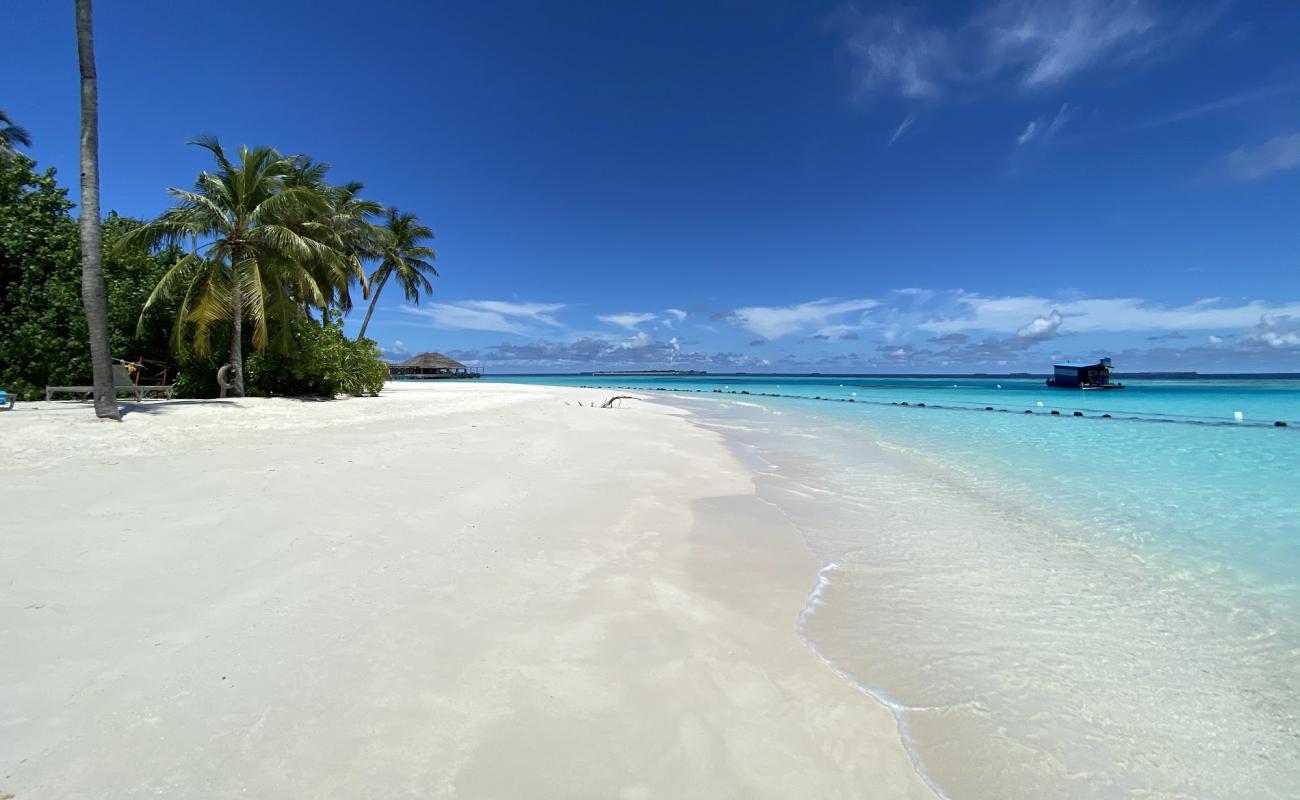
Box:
[0,109,32,160]
[130,138,344,396]
[75,0,119,420]
[356,209,438,341]
[283,157,382,325]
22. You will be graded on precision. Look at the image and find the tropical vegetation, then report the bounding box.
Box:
[0,129,441,401]
[357,208,438,341]
[0,109,31,160]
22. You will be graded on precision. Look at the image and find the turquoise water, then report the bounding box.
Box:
[487,374,1300,798]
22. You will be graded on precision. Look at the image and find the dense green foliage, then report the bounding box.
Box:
[245,319,387,397]
[0,151,396,400]
[0,155,177,398]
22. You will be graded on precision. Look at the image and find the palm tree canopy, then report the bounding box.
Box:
[371,208,438,304]
[126,136,346,355]
[0,110,33,158]
[354,207,439,341]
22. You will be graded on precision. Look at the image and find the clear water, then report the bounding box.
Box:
[486,374,1300,799]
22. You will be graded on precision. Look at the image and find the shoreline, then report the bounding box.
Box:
[674,389,1300,800]
[0,382,933,798]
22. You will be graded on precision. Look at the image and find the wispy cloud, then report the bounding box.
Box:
[834,1,1221,103]
[450,334,768,371]
[1016,102,1076,146]
[918,293,1300,334]
[1129,82,1300,133]
[664,308,687,321]
[1224,132,1300,180]
[887,112,917,146]
[597,311,659,330]
[980,0,1162,89]
[730,297,879,339]
[400,299,565,334]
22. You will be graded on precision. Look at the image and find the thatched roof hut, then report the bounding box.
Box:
[389,352,481,379]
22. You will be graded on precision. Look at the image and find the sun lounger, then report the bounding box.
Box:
[45,364,174,402]
[0,390,14,410]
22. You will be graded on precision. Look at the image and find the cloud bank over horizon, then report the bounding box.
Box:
[378,289,1300,373]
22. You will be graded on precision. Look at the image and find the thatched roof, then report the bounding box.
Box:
[396,352,468,370]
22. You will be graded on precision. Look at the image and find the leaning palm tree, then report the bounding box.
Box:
[74,0,119,420]
[356,208,438,341]
[0,109,32,160]
[128,137,344,396]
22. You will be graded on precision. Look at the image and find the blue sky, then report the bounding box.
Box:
[4,0,1300,372]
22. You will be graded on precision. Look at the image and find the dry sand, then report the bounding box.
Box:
[0,382,931,799]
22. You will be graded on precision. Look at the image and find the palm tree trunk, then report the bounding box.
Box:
[75,0,119,421]
[228,259,245,397]
[356,270,389,341]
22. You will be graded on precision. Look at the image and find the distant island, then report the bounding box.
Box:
[585,369,708,376]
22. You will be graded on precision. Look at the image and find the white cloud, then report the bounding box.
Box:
[380,339,411,360]
[400,299,565,334]
[920,293,1300,335]
[1016,309,1064,340]
[1225,133,1300,180]
[1242,316,1300,349]
[835,1,1218,103]
[598,312,659,330]
[981,0,1161,89]
[730,297,879,339]
[887,113,917,146]
[1016,119,1039,146]
[1017,102,1076,146]
[664,308,687,321]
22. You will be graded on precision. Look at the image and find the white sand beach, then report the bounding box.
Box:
[0,382,932,799]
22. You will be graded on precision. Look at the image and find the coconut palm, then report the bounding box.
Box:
[0,109,32,160]
[356,209,438,341]
[129,137,344,397]
[74,0,119,420]
[283,158,382,324]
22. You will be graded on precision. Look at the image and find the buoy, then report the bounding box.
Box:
[1024,410,1033,414]
[1234,411,1244,421]
[1050,410,1060,416]
[901,402,909,406]
[1073,411,1083,417]
[985,406,994,411]
[1102,414,1112,419]
[996,384,1002,389]
[1036,401,1044,407]
[1276,421,1288,427]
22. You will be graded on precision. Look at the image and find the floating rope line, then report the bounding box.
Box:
[576,385,1295,430]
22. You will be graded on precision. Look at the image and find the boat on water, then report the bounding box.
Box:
[1046,358,1125,390]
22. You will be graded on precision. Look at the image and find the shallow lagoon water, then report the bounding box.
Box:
[487,375,1300,798]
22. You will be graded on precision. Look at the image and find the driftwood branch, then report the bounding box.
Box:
[601,395,636,409]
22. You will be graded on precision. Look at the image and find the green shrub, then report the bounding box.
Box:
[244,318,386,397]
